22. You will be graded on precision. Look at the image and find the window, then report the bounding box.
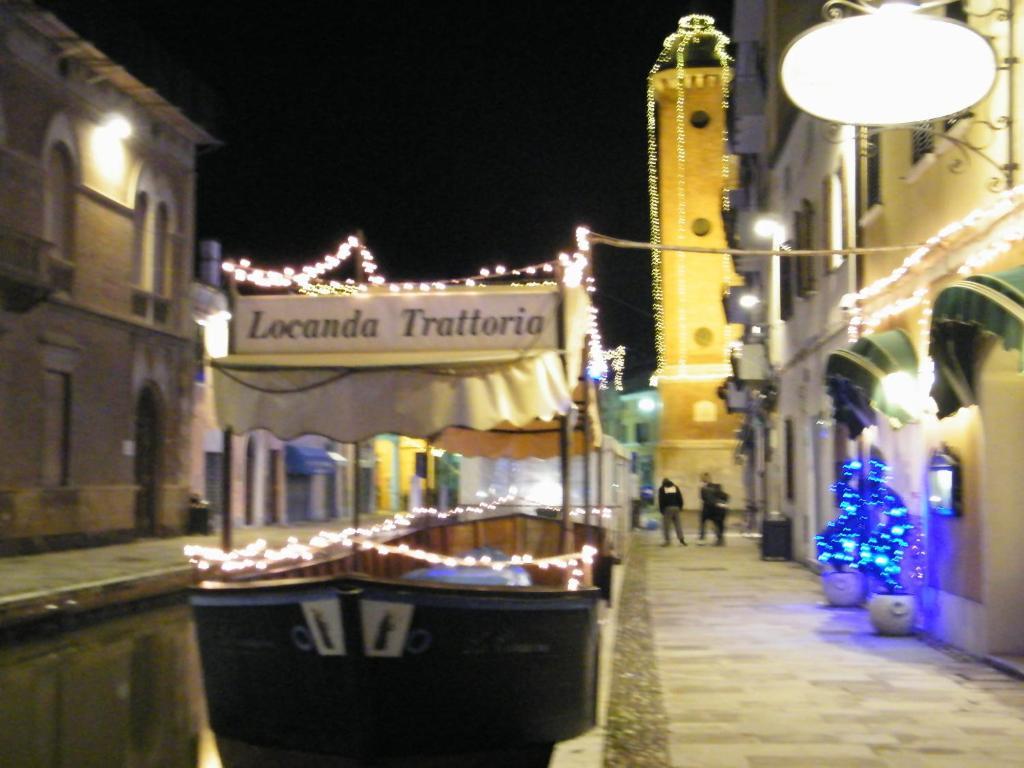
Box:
[795,199,816,297]
[42,369,71,486]
[944,0,967,23]
[784,418,795,502]
[635,422,650,444]
[153,203,169,296]
[132,191,149,287]
[43,143,75,293]
[865,131,881,209]
[780,255,795,321]
[911,122,935,166]
[826,169,846,271]
[133,194,171,295]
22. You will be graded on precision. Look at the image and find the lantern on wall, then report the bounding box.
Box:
[927,446,961,517]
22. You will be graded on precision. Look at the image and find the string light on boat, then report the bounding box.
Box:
[185,498,610,579]
[187,534,597,587]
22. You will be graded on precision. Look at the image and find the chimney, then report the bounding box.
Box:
[198,239,222,287]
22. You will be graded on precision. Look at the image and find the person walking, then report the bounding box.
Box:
[657,477,687,546]
[699,472,730,546]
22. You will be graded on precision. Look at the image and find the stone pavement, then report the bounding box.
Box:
[606,524,1024,768]
[5,515,1024,767]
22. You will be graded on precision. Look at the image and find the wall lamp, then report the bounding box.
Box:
[101,113,132,140]
[927,445,962,517]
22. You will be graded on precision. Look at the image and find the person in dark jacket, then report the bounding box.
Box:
[699,472,730,545]
[657,477,687,546]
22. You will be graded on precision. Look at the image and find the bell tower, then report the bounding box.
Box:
[649,16,742,496]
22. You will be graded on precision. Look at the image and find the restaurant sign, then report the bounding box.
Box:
[234,288,560,354]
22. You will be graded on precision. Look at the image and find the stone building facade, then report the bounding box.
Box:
[0,3,215,553]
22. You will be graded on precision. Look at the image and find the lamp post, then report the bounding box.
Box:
[752,217,787,524]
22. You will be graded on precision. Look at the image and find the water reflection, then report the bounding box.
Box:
[0,603,222,768]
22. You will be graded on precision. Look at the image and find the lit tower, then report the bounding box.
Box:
[648,15,742,495]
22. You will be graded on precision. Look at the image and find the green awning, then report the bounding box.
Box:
[825,329,919,437]
[929,266,1024,418]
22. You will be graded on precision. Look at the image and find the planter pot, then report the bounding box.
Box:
[821,569,866,607]
[868,593,916,636]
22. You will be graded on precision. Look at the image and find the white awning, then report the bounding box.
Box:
[211,285,592,445]
[432,382,603,459]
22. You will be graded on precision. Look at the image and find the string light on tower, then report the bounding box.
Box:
[647,15,732,374]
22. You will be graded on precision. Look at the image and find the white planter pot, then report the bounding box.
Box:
[868,593,916,636]
[821,569,866,607]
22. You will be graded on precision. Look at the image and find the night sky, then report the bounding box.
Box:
[85,1,734,380]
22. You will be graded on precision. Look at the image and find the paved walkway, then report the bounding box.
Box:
[606,526,1024,767]
[5,517,1024,767]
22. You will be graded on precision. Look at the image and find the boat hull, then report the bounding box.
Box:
[191,576,599,761]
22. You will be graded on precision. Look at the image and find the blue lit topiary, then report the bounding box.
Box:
[858,481,913,595]
[815,459,872,571]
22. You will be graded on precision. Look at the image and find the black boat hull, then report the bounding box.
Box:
[191,575,599,761]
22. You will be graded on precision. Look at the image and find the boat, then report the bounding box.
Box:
[188,255,621,765]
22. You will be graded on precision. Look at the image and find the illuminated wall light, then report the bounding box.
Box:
[738,293,760,309]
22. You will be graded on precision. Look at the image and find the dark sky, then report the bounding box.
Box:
[92,1,734,378]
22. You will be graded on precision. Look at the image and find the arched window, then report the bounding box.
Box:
[153,202,168,296]
[132,191,149,287]
[43,143,75,263]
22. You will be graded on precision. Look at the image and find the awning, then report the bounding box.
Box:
[431,382,603,459]
[285,444,338,475]
[929,266,1024,418]
[212,285,592,444]
[825,329,918,437]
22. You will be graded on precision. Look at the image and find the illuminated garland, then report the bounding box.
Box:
[219,228,606,384]
[221,230,598,296]
[647,15,732,374]
[184,497,610,589]
[601,345,626,391]
[222,236,382,289]
[849,184,1024,338]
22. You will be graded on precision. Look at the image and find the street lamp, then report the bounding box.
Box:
[781,1,998,126]
[750,216,786,526]
[753,217,786,243]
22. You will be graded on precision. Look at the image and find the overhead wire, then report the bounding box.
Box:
[587,231,926,257]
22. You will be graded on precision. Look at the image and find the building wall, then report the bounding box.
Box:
[651,63,743,502]
[978,343,1024,653]
[0,6,207,552]
[733,0,1024,657]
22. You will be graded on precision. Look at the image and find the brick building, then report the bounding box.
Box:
[0,2,216,553]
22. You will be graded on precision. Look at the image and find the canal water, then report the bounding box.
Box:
[0,602,222,768]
